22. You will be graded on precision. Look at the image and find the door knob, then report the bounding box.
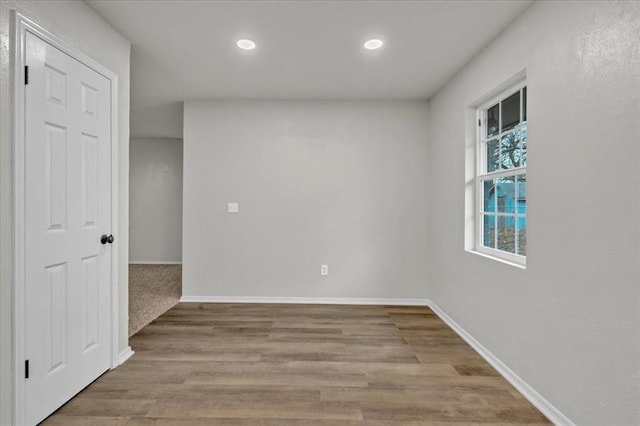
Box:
[100,234,115,244]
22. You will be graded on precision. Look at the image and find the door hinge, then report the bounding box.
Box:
[478,118,481,127]
[25,360,29,379]
[24,66,29,85]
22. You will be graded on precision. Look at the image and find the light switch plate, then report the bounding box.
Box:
[228,202,239,213]
[320,264,329,276]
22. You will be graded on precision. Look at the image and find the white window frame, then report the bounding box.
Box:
[475,81,527,266]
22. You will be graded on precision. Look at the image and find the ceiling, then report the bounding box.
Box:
[86,0,533,139]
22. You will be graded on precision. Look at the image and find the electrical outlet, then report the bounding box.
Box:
[320,264,329,276]
[228,202,239,213]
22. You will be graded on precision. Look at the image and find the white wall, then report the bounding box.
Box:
[0,2,130,423]
[130,138,183,263]
[426,1,640,424]
[183,101,429,301]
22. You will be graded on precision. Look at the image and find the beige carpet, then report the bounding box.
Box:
[128,264,182,336]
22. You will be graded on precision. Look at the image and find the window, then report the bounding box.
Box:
[476,82,527,265]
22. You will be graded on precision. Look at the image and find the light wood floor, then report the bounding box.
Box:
[43,303,550,425]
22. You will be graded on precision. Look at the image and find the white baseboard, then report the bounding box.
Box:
[118,346,135,365]
[129,261,182,265]
[180,295,429,306]
[425,300,574,426]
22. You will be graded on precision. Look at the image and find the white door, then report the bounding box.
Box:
[24,32,113,425]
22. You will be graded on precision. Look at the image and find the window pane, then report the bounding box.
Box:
[483,179,495,212]
[501,91,520,132]
[496,178,515,213]
[520,126,527,167]
[523,87,527,122]
[516,174,527,214]
[499,126,526,169]
[487,104,499,138]
[517,216,527,256]
[487,139,499,172]
[483,214,496,248]
[497,216,516,253]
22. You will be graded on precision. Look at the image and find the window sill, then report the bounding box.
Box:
[466,248,526,270]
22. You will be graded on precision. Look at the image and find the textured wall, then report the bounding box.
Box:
[0,2,130,423]
[426,1,640,424]
[130,138,183,263]
[183,101,430,301]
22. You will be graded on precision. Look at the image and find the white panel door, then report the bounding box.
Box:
[24,32,113,425]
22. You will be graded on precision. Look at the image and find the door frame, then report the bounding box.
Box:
[11,11,120,425]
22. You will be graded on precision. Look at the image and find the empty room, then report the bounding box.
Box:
[1,0,639,425]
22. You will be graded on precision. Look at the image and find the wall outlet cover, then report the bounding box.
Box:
[228,202,239,213]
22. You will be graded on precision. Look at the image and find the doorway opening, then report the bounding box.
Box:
[128,138,184,336]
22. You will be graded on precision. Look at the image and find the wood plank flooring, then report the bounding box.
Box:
[43,303,550,425]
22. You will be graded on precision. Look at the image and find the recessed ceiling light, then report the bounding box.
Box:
[364,39,384,50]
[237,39,256,50]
